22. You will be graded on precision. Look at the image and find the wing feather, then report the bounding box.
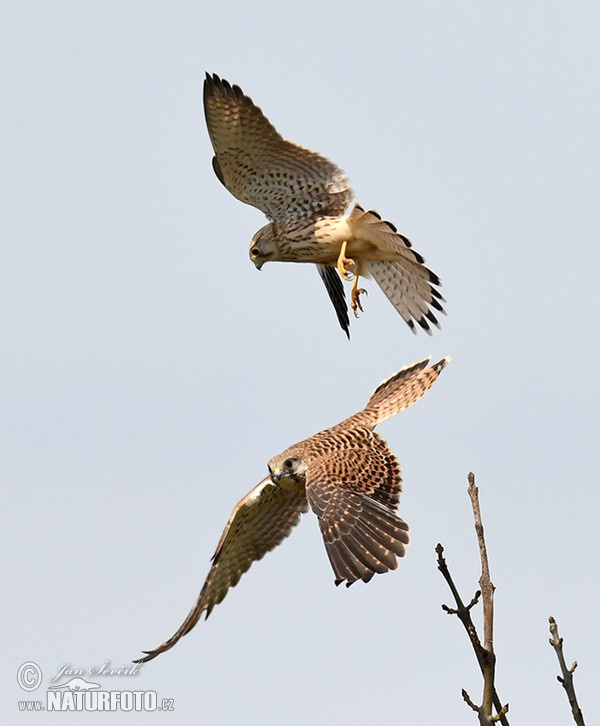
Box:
[305,438,409,587]
[135,477,307,662]
[203,73,353,223]
[316,264,350,338]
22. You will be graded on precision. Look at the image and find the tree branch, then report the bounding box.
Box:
[436,472,509,725]
[468,472,497,721]
[548,616,586,725]
[468,472,494,654]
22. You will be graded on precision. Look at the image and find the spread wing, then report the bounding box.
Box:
[305,431,409,587]
[203,73,354,224]
[134,477,308,662]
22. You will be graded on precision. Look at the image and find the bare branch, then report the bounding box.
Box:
[436,473,509,725]
[548,616,586,725]
[462,688,479,712]
[491,704,510,722]
[467,473,497,719]
[468,472,495,653]
[441,589,480,616]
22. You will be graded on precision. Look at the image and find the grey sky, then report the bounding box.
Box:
[3,2,599,723]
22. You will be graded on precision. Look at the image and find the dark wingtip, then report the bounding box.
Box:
[316,264,351,338]
[204,72,219,90]
[232,82,245,101]
[203,73,220,107]
[203,73,242,101]
[339,320,351,339]
[203,72,212,99]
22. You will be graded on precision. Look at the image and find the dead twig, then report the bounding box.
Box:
[436,473,509,725]
[548,616,585,725]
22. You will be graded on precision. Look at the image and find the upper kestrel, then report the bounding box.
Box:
[203,73,445,337]
[134,356,448,663]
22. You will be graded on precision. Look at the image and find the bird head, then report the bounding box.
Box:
[249,223,278,270]
[267,449,307,491]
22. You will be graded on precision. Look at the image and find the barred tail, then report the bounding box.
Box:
[362,356,450,427]
[366,259,445,334]
[346,205,445,333]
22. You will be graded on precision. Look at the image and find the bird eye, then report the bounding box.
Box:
[250,246,260,258]
[283,458,294,469]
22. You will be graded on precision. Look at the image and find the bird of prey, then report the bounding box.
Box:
[203,73,445,338]
[134,356,448,663]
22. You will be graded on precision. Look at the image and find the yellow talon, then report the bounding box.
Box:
[351,274,367,317]
[336,241,355,280]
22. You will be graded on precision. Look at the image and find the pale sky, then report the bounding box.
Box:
[3,2,599,723]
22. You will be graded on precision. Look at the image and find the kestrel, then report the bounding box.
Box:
[203,73,445,337]
[134,356,448,663]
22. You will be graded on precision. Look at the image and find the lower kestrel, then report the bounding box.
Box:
[204,73,445,337]
[134,356,448,663]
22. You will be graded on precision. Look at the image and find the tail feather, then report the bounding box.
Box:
[348,205,427,266]
[361,357,449,428]
[347,205,445,332]
[367,258,444,334]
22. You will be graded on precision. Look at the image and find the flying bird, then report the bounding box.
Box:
[134,356,448,663]
[203,72,445,337]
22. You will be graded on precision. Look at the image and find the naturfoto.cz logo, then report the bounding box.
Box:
[17,661,174,713]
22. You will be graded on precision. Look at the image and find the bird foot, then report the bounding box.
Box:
[336,241,355,280]
[351,287,367,317]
